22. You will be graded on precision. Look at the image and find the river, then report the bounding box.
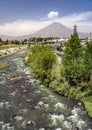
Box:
[0,50,92,130]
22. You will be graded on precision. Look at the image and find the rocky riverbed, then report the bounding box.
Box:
[0,50,92,130]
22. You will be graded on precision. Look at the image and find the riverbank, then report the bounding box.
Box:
[0,45,27,58]
[0,44,17,50]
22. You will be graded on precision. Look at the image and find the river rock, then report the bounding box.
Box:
[21,119,36,129]
[37,101,44,107]
[74,127,79,130]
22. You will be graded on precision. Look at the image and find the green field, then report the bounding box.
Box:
[0,44,17,50]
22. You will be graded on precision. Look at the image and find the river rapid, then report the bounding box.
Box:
[0,50,92,130]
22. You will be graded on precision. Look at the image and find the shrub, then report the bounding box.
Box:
[25,45,56,86]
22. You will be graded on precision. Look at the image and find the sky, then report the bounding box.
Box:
[0,0,92,36]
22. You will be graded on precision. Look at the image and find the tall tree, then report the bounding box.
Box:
[84,41,92,81]
[62,33,84,86]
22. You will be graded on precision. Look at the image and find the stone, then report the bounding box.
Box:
[37,101,44,107]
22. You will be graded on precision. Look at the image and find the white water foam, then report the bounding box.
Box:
[0,101,10,109]
[68,106,87,129]
[50,114,64,126]
[55,128,62,130]
[63,120,72,129]
[54,102,67,111]
[39,128,45,130]
[14,116,23,121]
[2,123,14,130]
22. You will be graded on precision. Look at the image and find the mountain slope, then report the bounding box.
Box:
[22,22,88,39]
[30,22,73,38]
[0,22,89,40]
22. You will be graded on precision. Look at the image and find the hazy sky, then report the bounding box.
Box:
[0,0,92,36]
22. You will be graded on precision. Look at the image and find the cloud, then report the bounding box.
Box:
[47,11,59,19]
[0,11,92,36]
[0,20,52,36]
[57,11,92,33]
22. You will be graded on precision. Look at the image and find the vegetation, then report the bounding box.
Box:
[62,33,84,86]
[0,38,9,46]
[25,45,56,86]
[83,41,92,117]
[25,34,92,117]
[85,101,92,117]
[0,37,23,49]
[0,44,17,50]
[26,37,59,44]
[0,61,9,73]
[84,41,92,81]
[50,33,92,117]
[0,38,19,50]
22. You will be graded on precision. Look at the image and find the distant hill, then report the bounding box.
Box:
[31,22,73,38]
[20,22,89,39]
[0,22,89,40]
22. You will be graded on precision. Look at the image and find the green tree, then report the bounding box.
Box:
[62,33,84,86]
[25,45,56,86]
[84,41,92,81]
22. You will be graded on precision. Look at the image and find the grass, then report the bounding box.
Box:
[0,61,9,73]
[83,96,92,117]
[0,44,17,50]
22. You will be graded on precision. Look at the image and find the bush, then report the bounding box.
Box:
[49,63,70,97]
[25,45,56,86]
